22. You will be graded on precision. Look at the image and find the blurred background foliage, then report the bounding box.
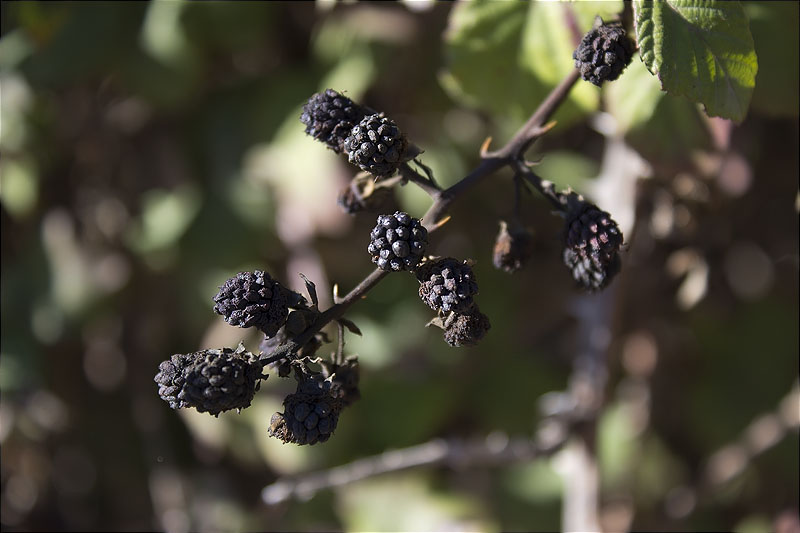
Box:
[0,1,797,531]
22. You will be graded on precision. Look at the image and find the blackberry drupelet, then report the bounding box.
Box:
[301,89,368,153]
[562,201,623,291]
[213,270,289,337]
[344,113,408,179]
[154,345,266,416]
[573,22,634,86]
[443,307,491,347]
[367,211,428,272]
[417,257,479,314]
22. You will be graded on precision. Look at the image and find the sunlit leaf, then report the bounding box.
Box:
[634,0,758,122]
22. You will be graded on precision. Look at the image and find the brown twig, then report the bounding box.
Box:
[262,422,572,505]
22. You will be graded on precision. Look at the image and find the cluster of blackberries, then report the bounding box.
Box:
[155,270,361,446]
[562,196,623,291]
[301,89,409,180]
[268,357,359,446]
[417,257,491,347]
[573,21,634,86]
[154,344,266,416]
[368,211,428,272]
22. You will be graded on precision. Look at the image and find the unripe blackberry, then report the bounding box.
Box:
[268,373,342,446]
[493,221,533,273]
[562,201,623,291]
[301,89,368,153]
[344,113,408,179]
[417,257,479,314]
[573,22,634,86]
[213,271,289,337]
[154,345,266,416]
[368,211,428,272]
[444,308,491,347]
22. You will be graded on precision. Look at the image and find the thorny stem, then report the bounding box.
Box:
[265,69,581,364]
[514,161,571,213]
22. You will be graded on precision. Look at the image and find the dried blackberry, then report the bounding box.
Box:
[301,89,368,153]
[417,257,479,314]
[154,345,266,416]
[268,373,342,446]
[493,221,533,273]
[344,113,408,179]
[573,22,634,86]
[368,211,428,272]
[213,270,289,337]
[562,200,623,291]
[444,308,491,347]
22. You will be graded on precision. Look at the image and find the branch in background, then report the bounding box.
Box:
[262,418,573,505]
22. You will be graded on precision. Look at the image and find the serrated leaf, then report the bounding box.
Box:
[634,0,758,122]
[337,317,362,336]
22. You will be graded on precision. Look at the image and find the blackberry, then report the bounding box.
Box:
[301,89,368,153]
[562,201,623,291]
[417,257,479,314]
[444,308,491,347]
[573,22,634,86]
[268,373,342,446]
[344,113,408,179]
[154,345,266,416]
[213,271,289,337]
[368,211,428,272]
[493,221,533,273]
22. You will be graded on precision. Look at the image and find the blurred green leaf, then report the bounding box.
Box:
[598,403,638,487]
[0,157,38,219]
[503,458,563,502]
[439,1,544,124]
[745,1,799,117]
[633,0,758,122]
[337,473,493,532]
[605,57,666,133]
[125,185,201,255]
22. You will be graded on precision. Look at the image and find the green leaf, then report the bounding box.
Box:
[634,0,758,122]
[440,0,618,129]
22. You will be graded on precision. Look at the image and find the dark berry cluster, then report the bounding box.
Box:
[573,22,634,86]
[562,200,624,291]
[300,89,368,154]
[417,257,479,314]
[154,345,266,416]
[344,113,408,179]
[213,270,289,338]
[368,211,428,272]
[268,357,359,446]
[443,308,491,348]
